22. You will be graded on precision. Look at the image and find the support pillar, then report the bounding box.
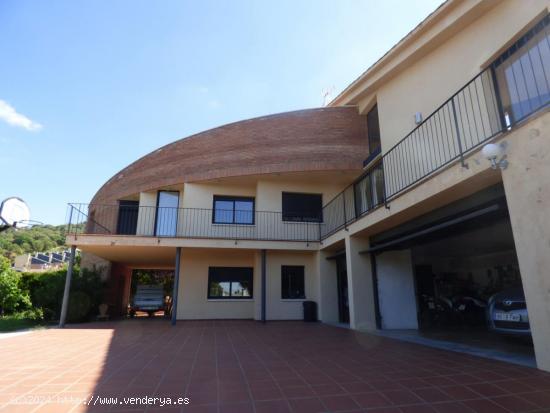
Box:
[59,245,77,328]
[317,250,339,324]
[501,113,550,372]
[345,236,377,330]
[376,250,417,330]
[261,249,266,323]
[171,247,182,326]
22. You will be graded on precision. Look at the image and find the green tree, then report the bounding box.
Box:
[0,224,70,261]
[0,257,30,315]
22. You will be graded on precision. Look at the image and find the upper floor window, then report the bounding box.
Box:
[282,192,323,222]
[492,14,550,125]
[213,195,255,225]
[367,104,381,156]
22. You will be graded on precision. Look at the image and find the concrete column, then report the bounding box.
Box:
[261,249,267,323]
[376,250,418,330]
[317,250,339,324]
[253,251,262,320]
[171,247,182,326]
[59,245,77,328]
[344,236,377,330]
[501,113,550,372]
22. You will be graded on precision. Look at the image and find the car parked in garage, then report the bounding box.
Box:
[487,287,531,336]
[130,284,165,317]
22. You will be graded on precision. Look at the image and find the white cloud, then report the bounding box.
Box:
[0,99,42,131]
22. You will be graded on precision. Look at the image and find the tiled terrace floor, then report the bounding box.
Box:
[1,320,550,413]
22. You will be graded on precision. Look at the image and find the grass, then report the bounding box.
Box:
[0,311,46,333]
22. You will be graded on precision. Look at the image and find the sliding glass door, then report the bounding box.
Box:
[155,191,179,237]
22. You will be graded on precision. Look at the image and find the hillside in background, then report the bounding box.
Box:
[0,225,68,261]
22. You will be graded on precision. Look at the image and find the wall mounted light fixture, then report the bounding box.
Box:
[481,142,508,170]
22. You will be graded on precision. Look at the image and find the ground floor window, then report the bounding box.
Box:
[281,265,305,299]
[208,267,253,299]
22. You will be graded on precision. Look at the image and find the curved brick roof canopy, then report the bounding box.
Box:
[91,107,368,204]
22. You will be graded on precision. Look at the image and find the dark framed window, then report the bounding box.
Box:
[281,266,305,299]
[282,192,323,222]
[366,104,381,156]
[353,161,385,216]
[213,196,255,224]
[208,267,253,299]
[492,14,550,125]
[116,200,139,235]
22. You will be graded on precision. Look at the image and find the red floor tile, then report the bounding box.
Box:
[413,387,452,403]
[0,320,548,413]
[287,397,326,413]
[490,395,539,412]
[320,395,360,411]
[380,389,423,406]
[352,391,392,408]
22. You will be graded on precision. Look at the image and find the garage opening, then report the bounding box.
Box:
[367,184,535,366]
[128,269,174,319]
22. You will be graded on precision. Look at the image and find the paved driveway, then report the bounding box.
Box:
[1,320,550,413]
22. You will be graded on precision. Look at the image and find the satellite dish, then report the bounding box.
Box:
[0,197,31,230]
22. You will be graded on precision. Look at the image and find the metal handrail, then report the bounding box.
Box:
[321,46,550,239]
[65,203,322,243]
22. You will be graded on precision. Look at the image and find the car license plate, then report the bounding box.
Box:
[495,312,520,322]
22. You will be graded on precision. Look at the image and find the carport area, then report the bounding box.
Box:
[369,184,536,368]
[1,320,550,413]
[73,245,180,323]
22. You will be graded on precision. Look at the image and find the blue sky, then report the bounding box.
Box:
[0,0,442,225]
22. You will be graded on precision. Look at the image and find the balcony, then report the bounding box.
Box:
[66,204,322,243]
[321,15,550,238]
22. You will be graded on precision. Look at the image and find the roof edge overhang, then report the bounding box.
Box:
[329,0,500,107]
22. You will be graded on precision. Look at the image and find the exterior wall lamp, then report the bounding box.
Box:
[482,142,508,170]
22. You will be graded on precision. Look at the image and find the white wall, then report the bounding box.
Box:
[177,248,256,319]
[364,0,549,152]
[176,248,319,321]
[264,250,318,320]
[256,179,344,241]
[180,182,258,239]
[136,191,157,236]
[377,249,418,330]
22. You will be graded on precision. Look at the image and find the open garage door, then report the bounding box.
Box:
[367,184,535,365]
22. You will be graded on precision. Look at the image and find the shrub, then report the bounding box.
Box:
[0,257,31,315]
[67,291,92,322]
[10,308,44,321]
[21,266,104,322]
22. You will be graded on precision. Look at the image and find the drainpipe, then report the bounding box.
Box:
[59,245,77,328]
[171,247,182,326]
[261,249,267,323]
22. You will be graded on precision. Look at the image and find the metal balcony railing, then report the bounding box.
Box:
[321,17,550,239]
[66,203,321,243]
